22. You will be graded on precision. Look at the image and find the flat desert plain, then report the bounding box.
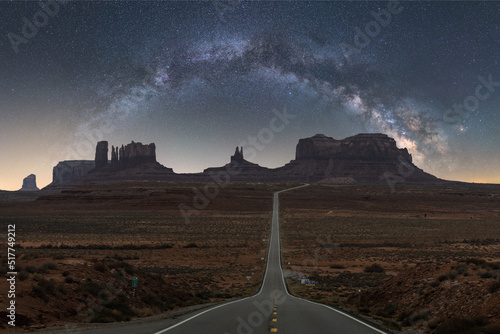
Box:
[0,182,499,334]
[279,184,500,333]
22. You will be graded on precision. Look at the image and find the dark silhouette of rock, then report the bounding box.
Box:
[19,174,39,191]
[276,133,437,183]
[111,145,119,167]
[41,133,445,192]
[295,133,412,162]
[204,146,270,181]
[231,146,244,163]
[117,141,156,167]
[95,141,109,169]
[52,161,95,184]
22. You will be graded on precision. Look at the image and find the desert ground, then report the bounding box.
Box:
[0,182,499,333]
[279,184,500,333]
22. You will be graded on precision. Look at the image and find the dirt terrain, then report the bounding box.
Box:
[0,182,499,333]
[0,182,289,331]
[279,184,500,333]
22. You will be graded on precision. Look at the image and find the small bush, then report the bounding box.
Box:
[25,265,38,273]
[330,264,346,269]
[108,261,135,275]
[465,258,487,267]
[438,275,449,282]
[94,262,107,273]
[37,278,57,295]
[364,263,385,273]
[446,271,458,280]
[436,317,487,334]
[83,280,106,296]
[65,276,74,283]
[376,304,398,318]
[184,243,198,248]
[141,292,162,307]
[62,270,70,277]
[478,271,493,279]
[19,271,29,281]
[32,285,48,302]
[41,261,58,271]
[428,317,443,330]
[489,281,500,294]
[487,262,500,270]
[430,280,441,288]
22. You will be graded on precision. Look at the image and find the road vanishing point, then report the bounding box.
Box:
[77,184,388,334]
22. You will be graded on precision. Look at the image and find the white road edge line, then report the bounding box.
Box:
[275,186,389,334]
[153,184,308,334]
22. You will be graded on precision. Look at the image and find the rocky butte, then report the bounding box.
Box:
[19,174,39,191]
[83,141,174,183]
[203,146,271,181]
[274,133,439,183]
[41,133,444,192]
[51,161,95,185]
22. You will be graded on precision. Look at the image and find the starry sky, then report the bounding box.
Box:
[1,0,500,190]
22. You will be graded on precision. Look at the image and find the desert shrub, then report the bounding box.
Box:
[364,263,385,273]
[398,311,412,322]
[330,264,346,269]
[428,317,443,330]
[465,258,487,267]
[37,278,57,295]
[83,280,106,296]
[430,280,441,288]
[108,261,135,275]
[65,276,74,283]
[376,304,398,318]
[31,285,48,302]
[487,262,500,270]
[94,262,107,273]
[141,292,162,307]
[25,264,38,273]
[184,243,198,248]
[146,272,165,283]
[436,317,487,334]
[478,271,493,279]
[113,254,124,261]
[438,275,449,282]
[41,261,58,271]
[62,270,70,277]
[32,278,59,301]
[107,297,137,317]
[456,265,469,276]
[18,271,29,281]
[446,271,458,280]
[489,281,500,293]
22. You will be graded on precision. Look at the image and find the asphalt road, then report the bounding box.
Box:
[77,184,388,334]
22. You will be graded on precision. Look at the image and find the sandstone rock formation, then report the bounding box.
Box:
[295,133,412,162]
[203,146,271,181]
[95,141,109,169]
[275,133,438,183]
[51,161,95,185]
[42,134,444,192]
[19,174,39,191]
[96,141,157,170]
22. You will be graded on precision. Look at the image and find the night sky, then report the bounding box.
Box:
[1,1,500,190]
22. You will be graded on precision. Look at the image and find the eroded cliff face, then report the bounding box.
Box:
[295,133,412,162]
[96,141,157,170]
[52,161,95,184]
[19,174,39,191]
[276,133,436,183]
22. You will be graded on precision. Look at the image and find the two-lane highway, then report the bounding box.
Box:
[77,185,387,334]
